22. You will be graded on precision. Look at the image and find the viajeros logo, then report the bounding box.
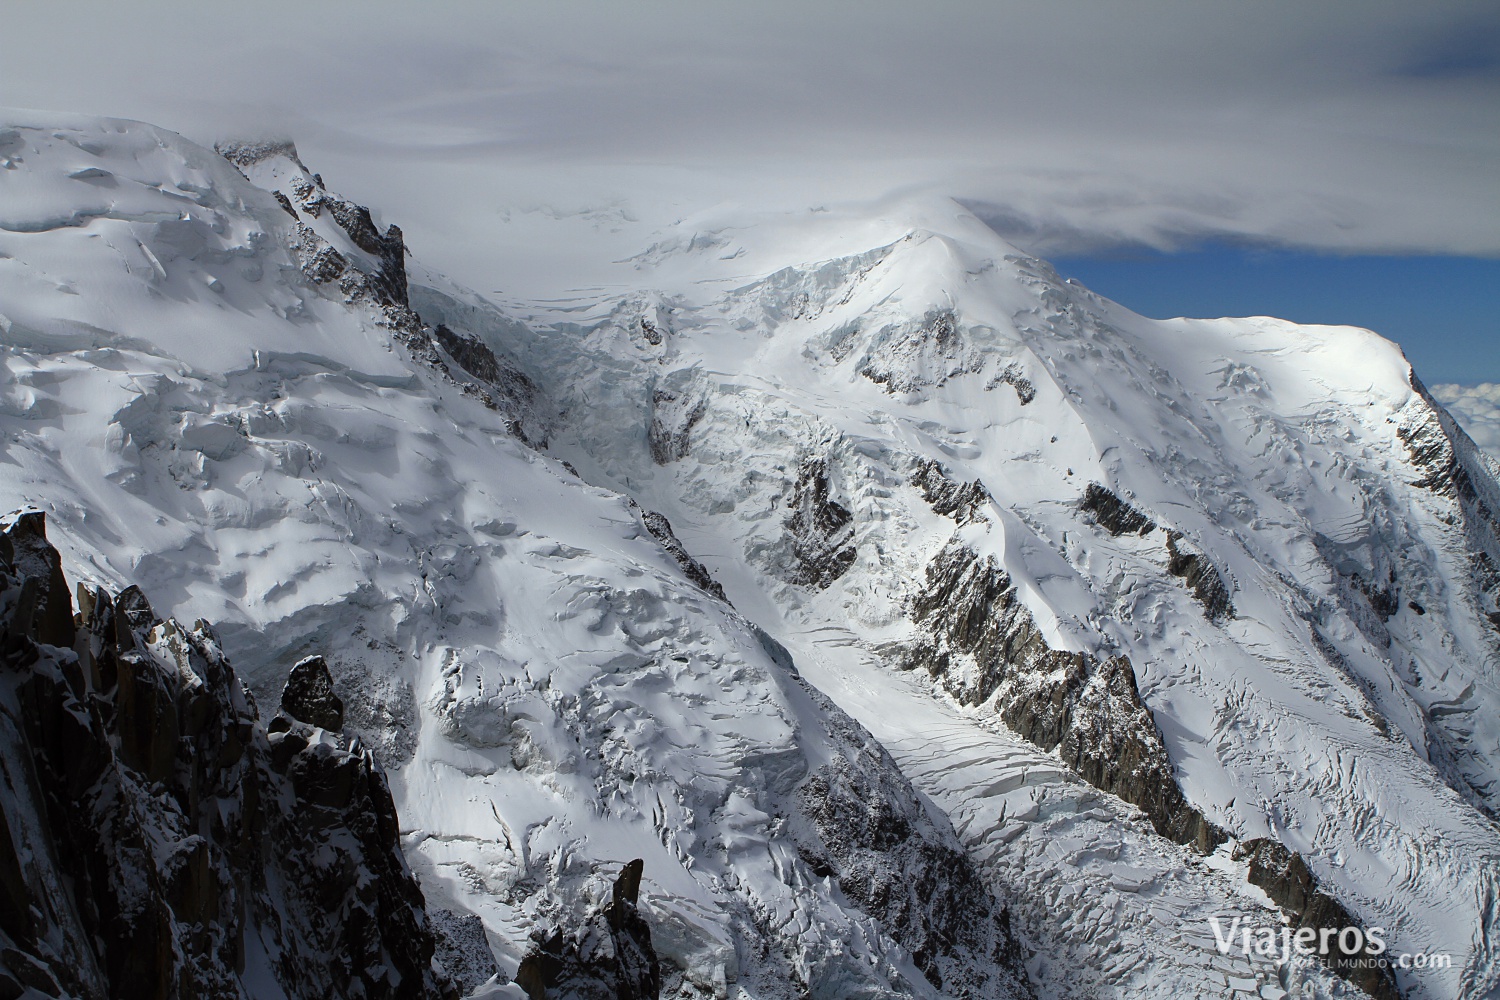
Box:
[1208,916,1452,969]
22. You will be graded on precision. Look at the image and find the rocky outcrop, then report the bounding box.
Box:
[911,458,992,525]
[1078,486,1235,622]
[1165,531,1235,622]
[513,860,661,1000]
[1401,377,1500,519]
[797,724,1032,998]
[641,511,729,603]
[0,511,456,1000]
[220,141,547,447]
[784,458,857,589]
[280,653,344,730]
[1236,839,1401,1000]
[985,361,1036,404]
[1400,375,1500,633]
[860,310,983,395]
[219,139,412,314]
[903,537,1225,852]
[432,324,541,427]
[1079,483,1156,537]
[430,909,500,997]
[647,388,706,464]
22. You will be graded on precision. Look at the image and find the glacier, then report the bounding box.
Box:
[1,112,1497,999]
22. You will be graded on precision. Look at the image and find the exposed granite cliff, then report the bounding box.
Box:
[784,458,858,589]
[901,536,1225,854]
[1237,839,1401,1000]
[0,512,457,1000]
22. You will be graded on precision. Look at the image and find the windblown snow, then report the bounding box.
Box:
[2,113,1497,1000]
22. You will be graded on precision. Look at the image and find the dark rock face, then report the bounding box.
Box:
[860,310,983,395]
[647,388,706,464]
[636,316,663,345]
[903,537,1225,853]
[214,138,300,169]
[0,510,76,649]
[1079,483,1155,537]
[796,722,1032,999]
[280,654,344,730]
[1165,531,1235,623]
[432,324,540,422]
[0,512,455,1000]
[271,154,409,313]
[1078,486,1236,623]
[784,458,858,589]
[911,458,992,525]
[985,362,1036,405]
[641,511,730,603]
[430,909,500,997]
[1353,569,1401,622]
[513,861,661,1000]
[264,714,444,1000]
[1401,377,1500,519]
[293,220,350,284]
[1400,375,1500,638]
[1236,839,1401,1000]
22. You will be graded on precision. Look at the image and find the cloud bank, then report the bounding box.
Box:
[2,2,1496,275]
[1433,384,1500,458]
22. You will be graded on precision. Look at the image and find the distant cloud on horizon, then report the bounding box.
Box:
[1434,384,1500,459]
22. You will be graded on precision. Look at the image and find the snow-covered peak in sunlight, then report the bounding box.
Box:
[3,111,1498,1000]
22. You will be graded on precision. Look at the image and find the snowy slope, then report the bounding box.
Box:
[0,114,1033,999]
[461,197,1500,1000]
[5,111,1499,1000]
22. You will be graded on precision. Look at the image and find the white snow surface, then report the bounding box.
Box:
[2,113,1498,1000]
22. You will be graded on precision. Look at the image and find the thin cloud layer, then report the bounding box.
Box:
[2,1,1496,262]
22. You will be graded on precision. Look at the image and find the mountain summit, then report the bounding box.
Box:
[1,113,1496,999]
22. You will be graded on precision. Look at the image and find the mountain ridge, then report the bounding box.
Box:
[2,110,1497,999]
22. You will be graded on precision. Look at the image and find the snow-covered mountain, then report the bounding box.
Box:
[2,113,1497,999]
[469,199,1500,1000]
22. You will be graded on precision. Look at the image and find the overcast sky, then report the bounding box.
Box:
[4,1,1497,252]
[4,0,1498,335]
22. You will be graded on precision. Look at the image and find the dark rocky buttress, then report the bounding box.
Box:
[901,536,1225,853]
[0,511,457,1000]
[513,860,661,1000]
[1236,839,1400,1000]
[784,458,858,589]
